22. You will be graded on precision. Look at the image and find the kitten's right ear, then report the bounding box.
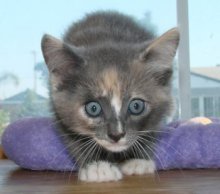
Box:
[41,34,83,74]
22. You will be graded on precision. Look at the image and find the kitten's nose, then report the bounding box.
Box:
[108,131,125,142]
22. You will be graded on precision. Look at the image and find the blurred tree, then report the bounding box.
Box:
[0,72,19,86]
[34,62,49,88]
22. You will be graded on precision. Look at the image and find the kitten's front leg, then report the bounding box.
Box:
[120,159,155,175]
[79,161,122,182]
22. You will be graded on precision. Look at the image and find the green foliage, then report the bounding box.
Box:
[0,110,10,135]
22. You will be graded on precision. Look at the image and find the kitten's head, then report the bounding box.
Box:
[41,28,179,152]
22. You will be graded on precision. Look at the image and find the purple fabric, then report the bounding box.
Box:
[155,120,220,170]
[2,117,220,171]
[2,118,75,171]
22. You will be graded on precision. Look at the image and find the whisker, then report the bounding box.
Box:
[72,140,96,181]
[73,139,95,164]
[143,134,183,159]
[95,144,102,162]
[135,139,160,179]
[65,139,95,182]
[138,136,165,170]
[137,135,184,175]
[133,141,143,159]
[78,139,97,165]
[135,144,142,159]
[78,140,98,179]
[49,136,92,166]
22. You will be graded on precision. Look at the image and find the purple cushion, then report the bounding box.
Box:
[2,117,220,171]
[2,117,75,171]
[155,118,220,169]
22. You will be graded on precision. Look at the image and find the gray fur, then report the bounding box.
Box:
[41,11,179,168]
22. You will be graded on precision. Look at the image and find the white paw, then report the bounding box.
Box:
[121,159,155,175]
[79,161,123,182]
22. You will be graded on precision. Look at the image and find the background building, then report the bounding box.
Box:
[173,66,220,118]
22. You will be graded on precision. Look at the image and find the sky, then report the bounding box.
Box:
[0,0,220,99]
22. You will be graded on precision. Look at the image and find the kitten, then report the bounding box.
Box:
[41,11,179,182]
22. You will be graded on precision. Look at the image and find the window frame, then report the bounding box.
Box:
[176,0,192,119]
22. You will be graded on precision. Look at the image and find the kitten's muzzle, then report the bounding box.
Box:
[107,131,126,142]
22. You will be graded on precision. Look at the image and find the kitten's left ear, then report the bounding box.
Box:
[140,28,180,85]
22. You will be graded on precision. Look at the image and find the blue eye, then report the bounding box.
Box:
[128,99,145,115]
[85,101,102,117]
